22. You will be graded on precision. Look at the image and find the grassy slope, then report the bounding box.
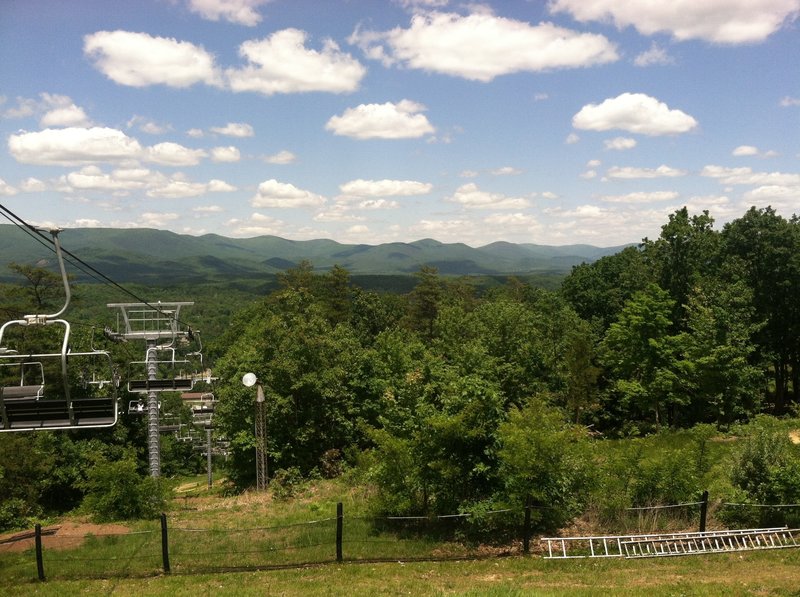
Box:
[5,423,800,595]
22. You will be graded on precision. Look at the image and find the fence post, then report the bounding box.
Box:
[699,490,709,533]
[160,512,171,574]
[523,496,532,555]
[336,502,343,562]
[34,523,45,581]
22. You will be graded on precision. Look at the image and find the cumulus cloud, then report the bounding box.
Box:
[145,142,207,166]
[780,96,800,107]
[743,184,800,209]
[326,99,434,139]
[40,104,91,127]
[634,42,675,67]
[226,29,366,95]
[252,179,326,208]
[210,146,241,162]
[491,166,522,176]
[732,145,777,158]
[19,178,47,192]
[733,145,759,156]
[8,127,143,165]
[186,0,270,26]
[66,165,148,191]
[550,0,800,44]
[445,183,530,210]
[701,165,800,185]
[573,93,698,136]
[338,178,433,198]
[350,11,618,81]
[84,30,222,88]
[210,122,254,137]
[0,178,18,196]
[8,127,211,168]
[606,165,688,178]
[146,178,236,198]
[604,137,637,150]
[600,191,680,203]
[264,150,297,164]
[127,115,170,135]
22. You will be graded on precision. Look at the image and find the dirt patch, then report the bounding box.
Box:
[0,520,130,553]
[789,430,800,444]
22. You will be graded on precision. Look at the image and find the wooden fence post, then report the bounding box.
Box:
[160,512,171,574]
[699,490,709,533]
[336,502,343,562]
[523,496,532,555]
[34,523,45,581]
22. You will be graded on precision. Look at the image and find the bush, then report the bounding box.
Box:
[497,397,595,532]
[720,418,800,527]
[81,455,168,522]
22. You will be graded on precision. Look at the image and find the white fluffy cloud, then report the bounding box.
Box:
[66,165,148,191]
[210,122,254,137]
[0,178,18,196]
[84,30,222,88]
[226,29,365,95]
[40,104,91,127]
[573,93,698,136]
[145,142,207,166]
[210,146,241,162]
[8,127,143,165]
[445,183,530,210]
[264,150,297,165]
[634,43,675,67]
[600,191,680,203]
[186,0,270,26]
[604,137,637,150]
[146,178,236,198]
[350,11,618,81]
[733,145,760,156]
[252,179,326,208]
[326,99,434,139]
[606,165,688,178]
[550,0,800,44]
[701,165,800,185]
[8,127,210,167]
[338,179,433,198]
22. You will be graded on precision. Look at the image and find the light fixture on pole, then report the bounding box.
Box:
[243,373,268,490]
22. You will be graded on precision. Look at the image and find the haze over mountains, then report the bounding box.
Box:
[0,225,627,283]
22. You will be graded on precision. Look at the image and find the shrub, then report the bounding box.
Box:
[81,455,168,522]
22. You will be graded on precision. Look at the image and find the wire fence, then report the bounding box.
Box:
[3,494,800,582]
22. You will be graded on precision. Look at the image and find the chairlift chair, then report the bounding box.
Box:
[0,230,118,432]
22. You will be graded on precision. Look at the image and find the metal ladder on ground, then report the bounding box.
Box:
[541,527,799,559]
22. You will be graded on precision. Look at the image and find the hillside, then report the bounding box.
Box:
[0,225,627,283]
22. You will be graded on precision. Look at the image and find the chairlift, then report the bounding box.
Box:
[0,229,118,432]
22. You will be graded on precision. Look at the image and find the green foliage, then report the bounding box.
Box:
[80,453,168,522]
[496,398,595,531]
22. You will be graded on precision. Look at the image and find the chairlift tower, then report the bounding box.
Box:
[107,301,195,477]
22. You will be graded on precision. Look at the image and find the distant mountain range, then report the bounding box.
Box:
[0,225,627,283]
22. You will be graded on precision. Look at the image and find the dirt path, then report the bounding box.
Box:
[0,520,130,553]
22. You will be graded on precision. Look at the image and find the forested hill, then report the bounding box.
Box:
[0,225,626,283]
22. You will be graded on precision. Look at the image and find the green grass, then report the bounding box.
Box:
[4,422,800,595]
[5,549,800,596]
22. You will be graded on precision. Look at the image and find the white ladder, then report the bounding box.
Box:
[542,527,798,559]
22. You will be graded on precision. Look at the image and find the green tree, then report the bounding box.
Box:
[643,207,719,329]
[560,245,651,334]
[406,266,442,340]
[600,284,686,430]
[720,208,800,412]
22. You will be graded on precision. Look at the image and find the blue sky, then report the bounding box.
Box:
[1,0,798,247]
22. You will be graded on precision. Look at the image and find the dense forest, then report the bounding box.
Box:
[1,205,799,532]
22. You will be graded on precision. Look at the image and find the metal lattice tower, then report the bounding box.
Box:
[107,302,195,477]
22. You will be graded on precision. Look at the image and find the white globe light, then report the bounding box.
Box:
[242,372,257,387]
